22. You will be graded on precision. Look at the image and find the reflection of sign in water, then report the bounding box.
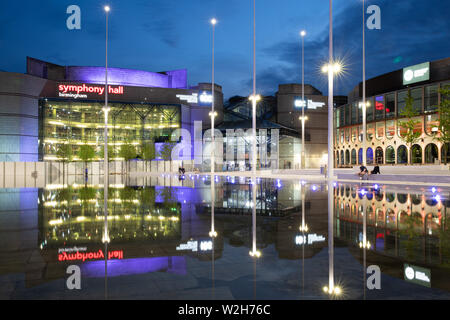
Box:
[176,240,213,252]
[295,233,326,245]
[403,62,430,85]
[404,264,431,287]
[58,249,123,262]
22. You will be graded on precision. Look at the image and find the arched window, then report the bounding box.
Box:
[425,143,438,164]
[340,150,344,165]
[412,144,422,164]
[351,149,357,164]
[358,148,363,164]
[345,150,350,164]
[397,145,407,164]
[366,148,374,164]
[386,145,395,164]
[336,151,339,167]
[375,147,384,164]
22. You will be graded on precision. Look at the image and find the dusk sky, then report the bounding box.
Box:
[1,0,449,99]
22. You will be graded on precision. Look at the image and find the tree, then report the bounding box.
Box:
[433,85,450,164]
[119,141,137,173]
[77,144,96,173]
[159,142,176,160]
[398,90,421,164]
[98,145,115,160]
[141,142,156,161]
[56,144,73,182]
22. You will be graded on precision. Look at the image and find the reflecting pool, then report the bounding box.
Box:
[1,175,450,299]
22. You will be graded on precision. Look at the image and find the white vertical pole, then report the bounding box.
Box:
[252,0,257,175]
[362,0,367,166]
[327,0,334,181]
[211,21,215,174]
[104,8,109,220]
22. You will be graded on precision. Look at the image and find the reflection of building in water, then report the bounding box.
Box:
[334,184,450,290]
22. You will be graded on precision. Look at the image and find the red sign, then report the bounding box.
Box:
[58,83,124,98]
[58,249,123,262]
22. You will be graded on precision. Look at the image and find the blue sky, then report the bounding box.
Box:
[1,0,449,99]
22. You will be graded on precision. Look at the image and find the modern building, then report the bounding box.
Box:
[0,57,223,162]
[334,57,450,167]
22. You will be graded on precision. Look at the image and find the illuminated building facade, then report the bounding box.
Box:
[334,58,450,167]
[0,57,223,161]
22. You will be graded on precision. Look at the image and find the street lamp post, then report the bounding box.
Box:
[327,0,334,180]
[362,0,367,166]
[210,18,217,174]
[252,0,257,175]
[103,5,110,234]
[300,30,306,169]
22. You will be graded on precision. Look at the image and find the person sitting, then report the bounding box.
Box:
[371,165,380,175]
[357,165,368,177]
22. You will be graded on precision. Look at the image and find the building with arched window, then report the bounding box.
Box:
[334,57,450,167]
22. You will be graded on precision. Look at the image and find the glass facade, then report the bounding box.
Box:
[39,100,181,160]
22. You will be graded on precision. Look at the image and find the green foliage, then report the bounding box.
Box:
[55,186,73,203]
[140,187,155,209]
[158,142,176,160]
[98,145,115,161]
[78,186,97,203]
[398,90,421,164]
[141,142,156,160]
[433,85,450,164]
[77,145,96,163]
[56,144,73,162]
[119,142,137,161]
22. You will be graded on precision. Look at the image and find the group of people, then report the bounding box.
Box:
[357,165,380,180]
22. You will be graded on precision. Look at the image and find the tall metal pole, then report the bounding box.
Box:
[301,32,305,169]
[327,0,334,293]
[211,19,216,174]
[327,0,334,180]
[104,6,109,235]
[362,0,367,166]
[252,0,257,175]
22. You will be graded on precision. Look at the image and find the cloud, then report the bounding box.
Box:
[256,0,450,97]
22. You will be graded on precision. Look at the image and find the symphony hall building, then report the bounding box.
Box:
[0,57,222,162]
[334,57,450,167]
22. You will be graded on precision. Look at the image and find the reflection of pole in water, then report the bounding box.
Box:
[299,183,307,295]
[323,179,342,297]
[359,188,371,300]
[209,176,217,238]
[249,176,260,300]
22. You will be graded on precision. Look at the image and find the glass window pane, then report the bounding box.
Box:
[367,123,374,141]
[375,96,384,120]
[425,85,438,112]
[376,121,385,139]
[397,90,407,114]
[386,120,395,139]
[425,114,439,135]
[386,93,395,118]
[410,88,422,113]
[366,97,374,122]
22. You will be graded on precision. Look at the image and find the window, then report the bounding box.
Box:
[358,125,363,142]
[425,114,439,135]
[366,148,373,164]
[358,148,363,164]
[351,127,357,142]
[351,102,358,124]
[386,120,395,139]
[412,144,422,164]
[340,129,344,143]
[386,146,395,164]
[425,143,438,164]
[339,106,345,127]
[424,85,438,112]
[410,88,422,113]
[376,121,385,139]
[367,123,374,141]
[366,97,374,122]
[397,90,407,115]
[345,150,350,164]
[336,108,340,128]
[345,128,350,143]
[385,93,395,118]
[375,147,384,164]
[397,145,407,164]
[345,105,351,126]
[351,149,357,164]
[375,95,384,120]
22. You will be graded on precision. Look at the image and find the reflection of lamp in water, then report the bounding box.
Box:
[323,179,342,296]
[249,181,261,258]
